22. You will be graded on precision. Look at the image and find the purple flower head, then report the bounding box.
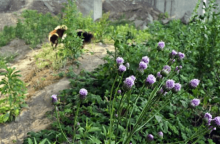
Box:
[79,88,88,99]
[139,61,148,70]
[170,50,178,58]
[123,77,135,90]
[157,41,165,51]
[190,98,200,107]
[178,52,185,60]
[212,116,220,126]
[142,56,150,64]
[157,88,164,96]
[116,57,124,65]
[51,94,58,103]
[115,114,118,117]
[77,122,80,126]
[146,74,156,85]
[163,65,171,72]
[129,75,136,81]
[158,131,163,139]
[189,79,200,89]
[164,79,175,91]
[118,65,126,72]
[125,63,130,69]
[118,90,121,94]
[147,134,154,141]
[157,72,163,79]
[204,113,212,125]
[172,83,181,93]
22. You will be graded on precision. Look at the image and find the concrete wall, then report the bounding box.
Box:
[105,0,220,19]
[76,0,102,21]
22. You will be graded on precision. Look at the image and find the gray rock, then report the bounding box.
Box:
[129,14,137,21]
[181,11,191,24]
[134,20,144,27]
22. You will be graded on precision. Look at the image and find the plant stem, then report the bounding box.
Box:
[73,101,81,142]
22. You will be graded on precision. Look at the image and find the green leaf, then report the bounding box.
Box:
[89,135,102,144]
[27,138,33,144]
[3,111,10,122]
[88,127,101,133]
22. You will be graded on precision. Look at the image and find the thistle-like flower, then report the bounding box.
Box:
[157,41,165,51]
[190,98,200,107]
[142,56,150,64]
[79,88,88,99]
[146,74,156,85]
[51,94,58,103]
[116,57,124,65]
[118,65,126,72]
[189,79,200,88]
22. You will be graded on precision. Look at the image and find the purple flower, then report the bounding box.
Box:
[118,90,121,94]
[118,65,126,72]
[77,122,80,126]
[129,75,136,81]
[79,88,88,99]
[157,41,165,51]
[115,114,118,117]
[123,77,135,90]
[163,65,171,72]
[170,50,178,58]
[172,83,181,93]
[146,74,156,85]
[212,116,220,126]
[165,79,175,90]
[157,72,163,79]
[139,61,148,70]
[147,134,154,141]
[116,57,124,65]
[189,79,200,88]
[158,131,163,139]
[178,52,185,60]
[204,112,212,125]
[51,94,58,103]
[125,63,130,69]
[190,98,200,107]
[142,56,150,64]
[157,88,164,96]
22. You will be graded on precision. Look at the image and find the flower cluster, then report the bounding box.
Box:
[138,56,150,74]
[203,112,220,134]
[123,76,135,91]
[190,98,200,107]
[146,74,156,85]
[79,88,88,99]
[51,94,58,104]
[116,57,124,65]
[189,79,200,88]
[157,41,165,51]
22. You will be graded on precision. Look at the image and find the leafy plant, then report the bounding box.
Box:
[0,62,27,123]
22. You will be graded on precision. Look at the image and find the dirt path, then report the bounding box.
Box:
[0,42,114,144]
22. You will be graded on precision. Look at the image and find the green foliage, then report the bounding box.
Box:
[0,26,16,47]
[15,10,60,48]
[0,62,27,123]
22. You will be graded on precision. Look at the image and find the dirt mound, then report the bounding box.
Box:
[103,1,162,23]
